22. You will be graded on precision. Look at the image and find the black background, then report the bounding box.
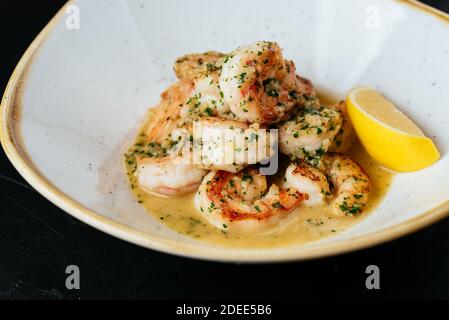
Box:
[1,1,449,300]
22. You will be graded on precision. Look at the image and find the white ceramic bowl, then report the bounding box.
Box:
[2,0,449,262]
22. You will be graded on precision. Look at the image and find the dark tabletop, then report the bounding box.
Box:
[1,1,449,300]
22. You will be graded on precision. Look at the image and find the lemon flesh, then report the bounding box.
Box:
[347,87,440,172]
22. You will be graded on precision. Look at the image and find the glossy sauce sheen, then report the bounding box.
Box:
[125,94,393,248]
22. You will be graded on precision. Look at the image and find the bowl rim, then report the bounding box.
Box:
[1,0,449,263]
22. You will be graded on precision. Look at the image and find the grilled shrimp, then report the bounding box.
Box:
[180,61,234,121]
[283,161,331,207]
[278,106,343,166]
[283,153,370,215]
[134,81,206,196]
[219,41,309,124]
[143,80,194,151]
[174,51,225,81]
[329,101,355,153]
[193,117,276,173]
[322,153,370,215]
[173,51,236,121]
[136,156,206,196]
[195,167,308,231]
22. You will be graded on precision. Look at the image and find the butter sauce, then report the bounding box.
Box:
[124,94,393,248]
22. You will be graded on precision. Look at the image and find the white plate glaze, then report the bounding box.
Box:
[1,0,449,262]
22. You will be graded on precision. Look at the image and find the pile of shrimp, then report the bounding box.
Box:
[127,41,370,232]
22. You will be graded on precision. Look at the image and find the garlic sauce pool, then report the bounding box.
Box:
[124,94,393,248]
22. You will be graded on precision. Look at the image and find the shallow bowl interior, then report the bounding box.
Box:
[1,0,449,262]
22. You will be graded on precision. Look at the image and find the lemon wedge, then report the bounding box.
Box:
[346,87,440,172]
